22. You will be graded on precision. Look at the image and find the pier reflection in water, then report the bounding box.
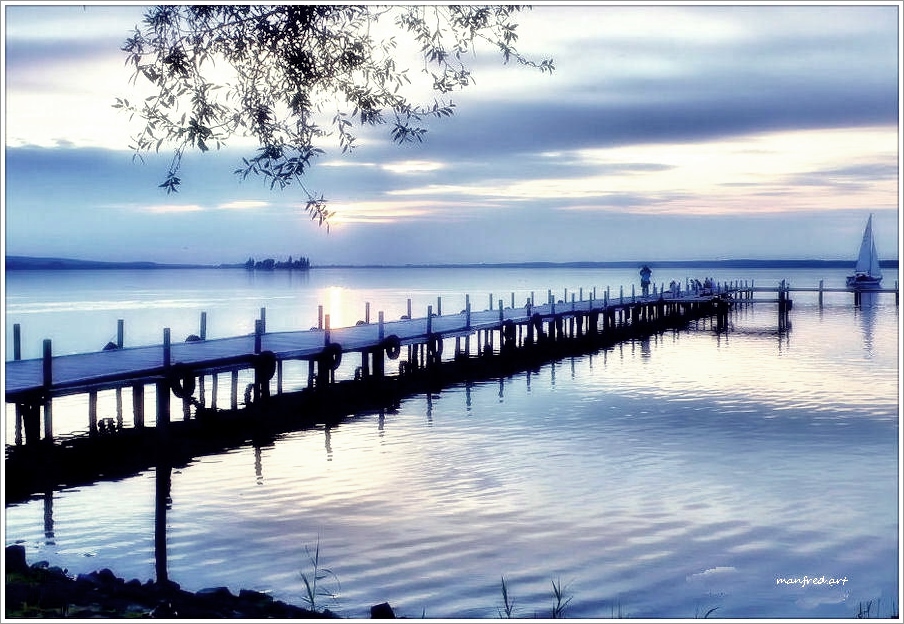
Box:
[7,284,899,619]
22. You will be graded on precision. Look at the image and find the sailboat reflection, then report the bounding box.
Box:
[856,291,878,358]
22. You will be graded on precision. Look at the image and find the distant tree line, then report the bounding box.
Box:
[244,256,311,271]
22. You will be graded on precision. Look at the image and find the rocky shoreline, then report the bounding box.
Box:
[5,544,395,619]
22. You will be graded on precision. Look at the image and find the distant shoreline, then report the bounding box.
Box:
[4,255,899,271]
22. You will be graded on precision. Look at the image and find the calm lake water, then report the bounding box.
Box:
[3,265,900,618]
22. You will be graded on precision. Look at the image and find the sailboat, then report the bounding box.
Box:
[846,214,883,290]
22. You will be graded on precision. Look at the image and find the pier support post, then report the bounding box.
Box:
[13,324,23,444]
[133,384,145,428]
[21,400,41,447]
[89,390,98,435]
[42,339,53,442]
[373,311,385,378]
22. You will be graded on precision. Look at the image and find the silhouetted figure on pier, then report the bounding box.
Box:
[640,265,652,296]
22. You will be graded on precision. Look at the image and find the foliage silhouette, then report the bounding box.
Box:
[116,5,554,226]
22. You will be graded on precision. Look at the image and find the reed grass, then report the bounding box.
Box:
[298,536,340,612]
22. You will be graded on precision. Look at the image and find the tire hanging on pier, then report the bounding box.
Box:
[169,363,196,400]
[320,343,343,371]
[502,320,517,351]
[382,334,402,360]
[531,313,546,343]
[427,334,443,362]
[255,350,277,381]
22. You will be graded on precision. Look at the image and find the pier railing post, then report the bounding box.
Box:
[163,328,171,368]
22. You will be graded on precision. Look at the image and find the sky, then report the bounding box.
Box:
[2,2,902,266]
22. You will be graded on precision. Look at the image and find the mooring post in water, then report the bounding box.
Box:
[13,323,22,360]
[407,298,412,319]
[260,307,266,333]
[818,280,824,308]
[117,319,124,348]
[365,302,371,324]
[437,296,442,316]
[254,320,263,354]
[427,305,433,335]
[200,312,207,340]
[318,305,323,329]
[42,339,53,442]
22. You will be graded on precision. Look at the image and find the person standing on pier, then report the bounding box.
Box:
[640,265,652,296]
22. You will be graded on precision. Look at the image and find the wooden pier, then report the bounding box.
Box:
[3,278,897,500]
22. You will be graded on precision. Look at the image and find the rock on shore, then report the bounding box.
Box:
[4,544,366,618]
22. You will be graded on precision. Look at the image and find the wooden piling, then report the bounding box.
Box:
[133,384,145,428]
[42,339,53,441]
[200,312,207,340]
[117,319,124,348]
[88,390,98,435]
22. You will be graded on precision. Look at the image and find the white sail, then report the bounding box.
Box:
[854,214,882,278]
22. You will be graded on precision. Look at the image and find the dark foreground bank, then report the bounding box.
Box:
[5,545,398,619]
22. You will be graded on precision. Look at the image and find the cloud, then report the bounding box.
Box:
[381,161,445,174]
[217,200,270,211]
[143,204,205,214]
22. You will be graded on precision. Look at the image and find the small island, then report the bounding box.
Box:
[242,256,311,271]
